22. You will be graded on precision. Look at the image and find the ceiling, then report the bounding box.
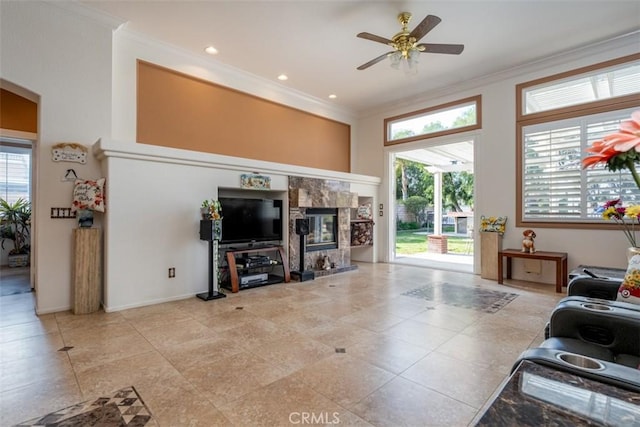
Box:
[77,1,640,115]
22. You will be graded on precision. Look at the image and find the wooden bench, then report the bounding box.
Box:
[498,249,568,293]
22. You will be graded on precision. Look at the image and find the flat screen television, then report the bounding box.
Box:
[219,197,283,244]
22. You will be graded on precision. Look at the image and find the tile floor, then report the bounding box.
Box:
[0,263,564,426]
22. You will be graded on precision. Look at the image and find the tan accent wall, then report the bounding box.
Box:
[137,61,351,172]
[0,89,37,133]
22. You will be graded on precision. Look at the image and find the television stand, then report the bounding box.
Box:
[224,244,290,293]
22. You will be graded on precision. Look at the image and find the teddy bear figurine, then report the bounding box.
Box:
[522,229,536,253]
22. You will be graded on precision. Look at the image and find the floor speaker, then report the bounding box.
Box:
[296,218,310,235]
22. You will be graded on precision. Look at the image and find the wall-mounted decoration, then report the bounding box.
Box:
[50,207,75,219]
[241,174,271,190]
[357,203,373,220]
[62,169,78,182]
[71,178,106,213]
[52,143,88,164]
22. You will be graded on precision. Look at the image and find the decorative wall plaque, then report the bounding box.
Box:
[52,142,88,164]
[241,174,271,189]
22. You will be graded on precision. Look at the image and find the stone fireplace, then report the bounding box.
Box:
[288,176,358,277]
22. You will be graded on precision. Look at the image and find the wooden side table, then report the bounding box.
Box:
[72,228,102,314]
[498,249,568,293]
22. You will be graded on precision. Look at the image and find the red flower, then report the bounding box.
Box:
[582,110,640,190]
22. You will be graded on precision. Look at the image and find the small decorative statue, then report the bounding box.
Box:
[317,255,331,270]
[322,255,331,270]
[522,229,536,253]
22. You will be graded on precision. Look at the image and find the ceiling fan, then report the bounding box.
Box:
[356,12,464,70]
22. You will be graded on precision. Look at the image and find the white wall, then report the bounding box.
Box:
[0,1,117,313]
[96,139,379,312]
[353,34,640,282]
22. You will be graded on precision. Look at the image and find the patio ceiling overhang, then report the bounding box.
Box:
[395,140,474,173]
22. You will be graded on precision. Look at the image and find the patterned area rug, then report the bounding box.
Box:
[403,282,518,313]
[15,386,157,427]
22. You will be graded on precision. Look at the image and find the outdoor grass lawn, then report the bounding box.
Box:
[395,229,473,255]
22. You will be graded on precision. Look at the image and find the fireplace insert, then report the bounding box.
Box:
[306,208,338,251]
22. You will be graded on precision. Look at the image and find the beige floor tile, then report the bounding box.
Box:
[435,333,531,374]
[0,262,565,426]
[351,375,477,427]
[269,308,335,333]
[347,334,430,374]
[194,306,264,331]
[215,318,300,351]
[181,350,288,405]
[306,320,379,348]
[219,372,374,426]
[0,376,82,427]
[54,310,127,333]
[60,319,139,345]
[135,374,233,426]
[303,299,364,319]
[340,307,406,333]
[0,351,74,392]
[250,336,335,375]
[139,318,217,350]
[411,304,484,332]
[120,307,193,332]
[401,352,507,409]
[74,350,182,397]
[383,318,458,350]
[460,321,540,343]
[292,353,394,408]
[66,330,156,373]
[159,334,247,372]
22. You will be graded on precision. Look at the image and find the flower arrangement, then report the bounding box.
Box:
[583,110,640,248]
[582,110,640,189]
[479,215,507,235]
[600,199,640,248]
[201,199,222,220]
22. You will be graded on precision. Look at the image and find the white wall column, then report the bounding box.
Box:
[434,171,443,235]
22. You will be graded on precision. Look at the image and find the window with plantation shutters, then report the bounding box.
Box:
[0,140,32,203]
[522,108,638,222]
[516,53,640,228]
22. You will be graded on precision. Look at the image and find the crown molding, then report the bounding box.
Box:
[44,0,126,31]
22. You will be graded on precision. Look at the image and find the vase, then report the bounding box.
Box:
[627,247,640,262]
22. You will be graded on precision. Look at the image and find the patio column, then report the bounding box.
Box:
[434,171,443,236]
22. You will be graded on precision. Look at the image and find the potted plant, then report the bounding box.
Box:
[0,197,31,267]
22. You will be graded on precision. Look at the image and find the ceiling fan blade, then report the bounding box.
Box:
[409,15,441,41]
[417,43,465,55]
[357,52,393,70]
[357,32,393,46]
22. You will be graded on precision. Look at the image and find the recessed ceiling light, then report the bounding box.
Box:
[204,46,218,55]
[277,74,288,81]
[328,94,337,99]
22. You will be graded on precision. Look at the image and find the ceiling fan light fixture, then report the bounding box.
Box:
[356,12,463,71]
[389,51,402,69]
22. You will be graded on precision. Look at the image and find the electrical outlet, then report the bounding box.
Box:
[168,268,175,278]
